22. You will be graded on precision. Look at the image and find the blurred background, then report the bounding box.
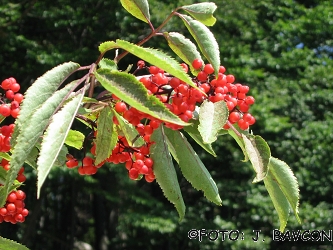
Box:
[0,0,332,249]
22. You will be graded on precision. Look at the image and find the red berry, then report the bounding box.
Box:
[66,159,78,168]
[10,83,20,93]
[180,63,188,73]
[197,71,208,81]
[226,74,235,83]
[192,59,203,70]
[203,64,214,74]
[219,66,226,74]
[149,66,159,75]
[0,104,11,117]
[238,119,249,130]
[229,111,241,123]
[115,101,127,113]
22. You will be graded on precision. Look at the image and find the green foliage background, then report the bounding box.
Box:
[1,0,332,249]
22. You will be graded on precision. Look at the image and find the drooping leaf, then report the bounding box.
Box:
[98,58,118,70]
[150,125,186,220]
[94,69,188,126]
[181,2,217,26]
[198,100,228,144]
[16,62,79,130]
[163,32,202,75]
[120,0,150,23]
[242,134,271,183]
[0,236,30,250]
[164,127,222,205]
[37,89,85,198]
[267,157,301,225]
[95,107,118,165]
[179,14,220,75]
[113,111,144,148]
[98,41,117,54]
[183,119,216,157]
[0,82,76,206]
[0,152,11,161]
[65,129,85,150]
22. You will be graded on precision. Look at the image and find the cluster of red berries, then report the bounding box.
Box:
[0,77,23,119]
[0,189,29,224]
[0,77,28,224]
[65,59,256,182]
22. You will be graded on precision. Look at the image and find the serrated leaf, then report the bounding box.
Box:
[164,127,222,205]
[183,119,216,157]
[163,32,202,76]
[98,58,118,70]
[198,100,228,144]
[94,69,188,126]
[37,89,85,198]
[150,125,185,220]
[120,0,150,23]
[98,41,117,54]
[0,82,76,206]
[95,107,118,165]
[181,2,217,26]
[108,39,199,90]
[16,62,79,130]
[0,236,30,250]
[65,129,85,150]
[0,167,7,185]
[264,169,290,232]
[0,152,11,161]
[242,134,271,183]
[179,14,220,75]
[267,157,301,227]
[113,111,144,148]
[25,146,39,169]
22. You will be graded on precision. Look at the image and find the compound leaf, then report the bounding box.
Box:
[37,89,85,198]
[150,125,186,221]
[120,0,150,23]
[164,127,222,205]
[198,100,228,144]
[94,69,188,126]
[179,14,220,76]
[242,134,271,182]
[181,2,217,26]
[0,82,76,206]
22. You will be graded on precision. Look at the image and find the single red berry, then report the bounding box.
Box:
[66,159,78,168]
[115,101,127,113]
[149,66,159,75]
[129,168,139,180]
[245,96,255,105]
[226,74,235,83]
[0,104,11,117]
[192,58,203,70]
[203,64,214,74]
[7,192,17,203]
[14,93,24,103]
[197,71,208,81]
[219,66,226,74]
[229,111,241,123]
[238,119,249,130]
[169,77,181,89]
[10,83,20,93]
[6,90,15,100]
[82,156,94,166]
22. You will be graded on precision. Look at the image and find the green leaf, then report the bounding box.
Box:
[150,125,186,221]
[183,119,216,157]
[264,169,290,232]
[98,58,118,70]
[37,89,85,198]
[65,129,85,150]
[242,134,271,183]
[181,2,217,26]
[120,0,150,23]
[98,41,117,54]
[0,167,7,185]
[266,157,301,229]
[0,152,11,161]
[163,32,203,75]
[0,82,76,207]
[94,69,188,126]
[179,14,220,75]
[198,100,228,144]
[0,236,30,250]
[101,39,198,90]
[113,111,144,148]
[164,127,222,205]
[95,107,118,165]
[16,62,79,130]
